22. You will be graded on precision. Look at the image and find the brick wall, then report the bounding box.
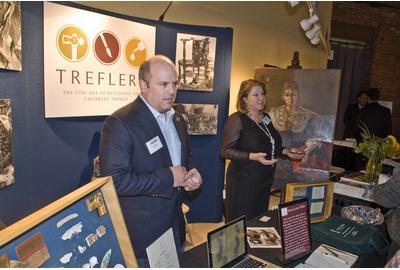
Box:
[332,2,400,137]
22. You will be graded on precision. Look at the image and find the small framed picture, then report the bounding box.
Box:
[284,180,334,223]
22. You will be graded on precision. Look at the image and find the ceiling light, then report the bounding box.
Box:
[288,1,300,7]
[306,23,321,39]
[300,14,319,31]
[310,32,321,45]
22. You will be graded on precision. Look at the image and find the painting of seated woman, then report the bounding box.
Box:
[254,68,340,188]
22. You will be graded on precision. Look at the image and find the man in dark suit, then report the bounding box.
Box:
[360,87,392,139]
[343,91,368,140]
[99,55,202,267]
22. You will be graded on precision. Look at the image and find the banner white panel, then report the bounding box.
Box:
[44,2,156,117]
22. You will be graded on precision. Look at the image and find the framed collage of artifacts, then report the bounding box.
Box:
[0,177,137,267]
[284,180,334,223]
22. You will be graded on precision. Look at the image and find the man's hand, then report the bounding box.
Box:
[183,168,202,191]
[170,166,187,187]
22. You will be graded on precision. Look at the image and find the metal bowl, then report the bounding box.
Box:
[341,205,384,225]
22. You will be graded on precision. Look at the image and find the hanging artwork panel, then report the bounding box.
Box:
[0,99,13,189]
[254,68,340,188]
[0,1,21,71]
[175,33,216,92]
[173,103,218,135]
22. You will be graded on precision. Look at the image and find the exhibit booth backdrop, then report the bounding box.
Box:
[0,2,232,225]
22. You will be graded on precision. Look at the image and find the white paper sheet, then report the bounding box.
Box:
[146,228,180,268]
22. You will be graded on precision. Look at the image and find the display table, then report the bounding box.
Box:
[179,204,388,268]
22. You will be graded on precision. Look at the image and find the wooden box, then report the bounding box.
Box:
[0,177,137,267]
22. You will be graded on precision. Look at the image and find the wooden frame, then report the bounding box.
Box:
[0,177,137,267]
[284,180,334,223]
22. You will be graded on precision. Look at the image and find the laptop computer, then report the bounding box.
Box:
[207,216,278,268]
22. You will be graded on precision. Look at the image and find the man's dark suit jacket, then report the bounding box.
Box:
[343,103,363,139]
[99,97,195,259]
[360,101,392,139]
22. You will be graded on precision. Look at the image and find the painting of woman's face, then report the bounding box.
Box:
[282,88,298,108]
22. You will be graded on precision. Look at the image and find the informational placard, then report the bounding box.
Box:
[43,2,156,117]
[278,198,312,261]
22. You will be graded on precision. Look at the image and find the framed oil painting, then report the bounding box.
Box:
[254,68,340,188]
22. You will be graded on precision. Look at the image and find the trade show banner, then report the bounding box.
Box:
[43,2,156,117]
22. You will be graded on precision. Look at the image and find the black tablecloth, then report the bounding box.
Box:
[179,200,389,268]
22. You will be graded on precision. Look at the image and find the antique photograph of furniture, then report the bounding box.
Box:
[175,33,216,91]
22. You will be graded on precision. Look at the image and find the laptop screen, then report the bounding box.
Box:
[207,216,247,268]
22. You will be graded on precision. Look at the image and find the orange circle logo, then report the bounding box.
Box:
[93,31,120,65]
[125,37,147,68]
[57,25,89,62]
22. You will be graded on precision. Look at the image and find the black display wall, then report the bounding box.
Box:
[0,2,232,225]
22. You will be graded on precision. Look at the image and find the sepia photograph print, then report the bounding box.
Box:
[175,33,216,91]
[254,68,340,187]
[0,1,22,71]
[247,227,281,249]
[0,99,14,189]
[173,103,218,135]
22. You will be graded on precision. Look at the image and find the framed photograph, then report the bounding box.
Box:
[284,180,334,223]
[246,227,281,248]
[173,103,218,135]
[175,33,217,91]
[0,99,13,189]
[0,1,22,71]
[0,177,137,267]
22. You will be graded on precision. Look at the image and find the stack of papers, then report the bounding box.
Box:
[296,244,358,268]
[334,172,391,201]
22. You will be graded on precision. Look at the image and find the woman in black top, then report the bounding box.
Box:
[221,79,282,222]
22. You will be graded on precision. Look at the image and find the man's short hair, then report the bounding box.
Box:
[367,87,380,100]
[357,90,368,98]
[138,55,175,85]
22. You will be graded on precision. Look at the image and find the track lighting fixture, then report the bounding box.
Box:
[305,24,321,40]
[288,1,327,48]
[300,14,319,31]
[288,1,300,7]
[310,32,321,45]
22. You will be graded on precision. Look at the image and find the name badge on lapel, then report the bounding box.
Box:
[146,136,163,155]
[262,115,271,125]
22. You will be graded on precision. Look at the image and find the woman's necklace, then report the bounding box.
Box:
[248,112,275,159]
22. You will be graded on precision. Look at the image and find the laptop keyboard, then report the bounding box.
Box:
[235,257,266,268]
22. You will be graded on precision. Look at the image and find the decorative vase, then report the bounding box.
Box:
[364,153,383,184]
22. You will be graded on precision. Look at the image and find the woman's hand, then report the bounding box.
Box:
[249,152,278,166]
